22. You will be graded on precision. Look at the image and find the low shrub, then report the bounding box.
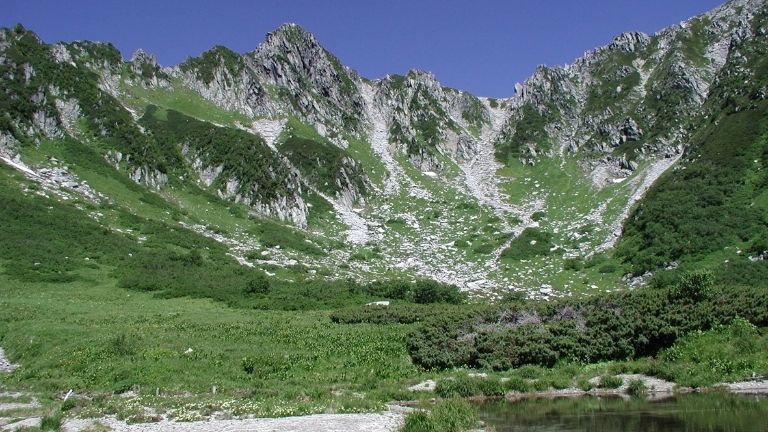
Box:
[627,379,647,395]
[598,375,624,389]
[401,399,478,432]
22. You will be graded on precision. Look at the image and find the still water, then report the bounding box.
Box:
[476,393,768,432]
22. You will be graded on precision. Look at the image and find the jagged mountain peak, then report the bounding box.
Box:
[264,22,317,45]
[130,48,157,67]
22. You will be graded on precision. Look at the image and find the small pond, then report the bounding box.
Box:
[476,392,768,432]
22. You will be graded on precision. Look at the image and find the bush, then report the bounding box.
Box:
[670,271,716,301]
[402,399,478,432]
[435,376,505,398]
[401,411,437,432]
[245,274,270,295]
[40,413,63,431]
[500,228,556,261]
[564,258,583,271]
[241,356,256,375]
[412,280,466,305]
[407,283,768,372]
[627,379,647,396]
[598,375,624,389]
[435,377,478,398]
[502,377,532,393]
[577,379,594,392]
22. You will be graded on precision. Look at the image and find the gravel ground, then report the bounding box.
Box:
[722,379,768,393]
[62,411,405,432]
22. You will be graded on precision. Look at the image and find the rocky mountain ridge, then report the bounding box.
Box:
[1,0,766,294]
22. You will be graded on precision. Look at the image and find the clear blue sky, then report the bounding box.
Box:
[3,0,725,97]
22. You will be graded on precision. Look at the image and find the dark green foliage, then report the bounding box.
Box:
[354,279,466,305]
[331,304,473,325]
[435,376,505,398]
[40,413,63,431]
[598,375,623,389]
[0,166,137,282]
[656,317,768,387]
[401,411,437,432]
[626,378,646,395]
[141,106,295,204]
[412,279,466,304]
[495,104,557,164]
[564,258,584,271]
[406,275,768,370]
[617,107,768,274]
[247,218,325,256]
[0,26,174,174]
[329,279,467,324]
[500,228,556,261]
[178,45,244,85]
[618,10,768,274]
[401,399,478,432]
[280,134,366,196]
[669,270,716,301]
[241,356,256,374]
[245,274,271,295]
[109,333,136,357]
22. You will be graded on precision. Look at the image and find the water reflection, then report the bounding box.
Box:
[476,393,768,432]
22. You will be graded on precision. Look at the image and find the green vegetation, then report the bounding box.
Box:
[401,399,478,432]
[141,105,298,204]
[495,104,557,164]
[584,48,641,115]
[618,9,768,275]
[388,74,459,156]
[0,26,174,174]
[406,272,768,371]
[617,106,768,274]
[279,118,367,196]
[3,11,768,427]
[657,317,768,387]
[178,45,245,86]
[597,375,623,389]
[500,228,556,261]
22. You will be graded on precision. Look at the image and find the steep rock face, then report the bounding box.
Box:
[128,49,171,88]
[174,24,367,141]
[249,24,367,139]
[140,106,310,226]
[371,70,491,172]
[175,45,272,118]
[495,0,764,182]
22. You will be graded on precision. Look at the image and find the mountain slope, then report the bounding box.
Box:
[0,0,766,297]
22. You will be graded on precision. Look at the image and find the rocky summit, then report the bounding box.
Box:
[1,0,767,297]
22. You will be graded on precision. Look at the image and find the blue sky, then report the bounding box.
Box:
[3,0,725,97]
